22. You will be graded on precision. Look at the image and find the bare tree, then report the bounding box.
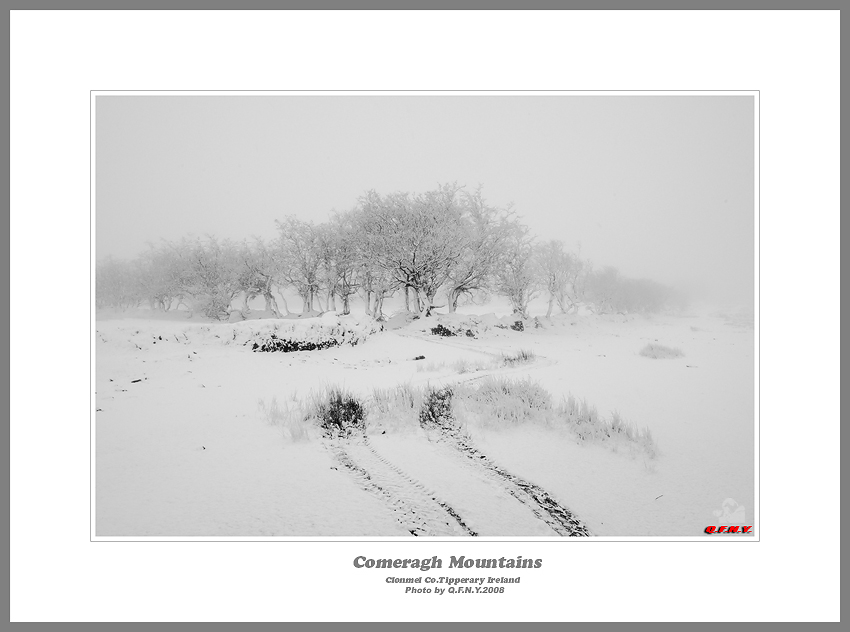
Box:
[444,188,515,313]
[237,238,286,317]
[317,212,361,315]
[132,242,190,312]
[175,236,243,320]
[96,256,136,309]
[493,224,539,318]
[275,216,322,314]
[585,266,621,314]
[358,183,465,316]
[535,240,573,318]
[558,254,589,314]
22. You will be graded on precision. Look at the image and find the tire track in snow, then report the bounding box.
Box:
[439,430,591,536]
[398,330,590,535]
[419,415,592,537]
[324,438,477,537]
[394,330,558,388]
[366,435,560,536]
[394,330,515,359]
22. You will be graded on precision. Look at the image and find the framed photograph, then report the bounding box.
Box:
[92,91,757,543]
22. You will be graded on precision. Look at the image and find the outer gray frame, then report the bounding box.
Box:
[5,4,843,632]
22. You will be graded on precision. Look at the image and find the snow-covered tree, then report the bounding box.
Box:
[96,256,136,309]
[132,243,190,311]
[585,266,622,314]
[535,240,573,318]
[358,183,465,316]
[493,224,539,318]
[275,216,323,314]
[317,212,362,315]
[237,238,286,317]
[444,188,515,313]
[177,237,243,320]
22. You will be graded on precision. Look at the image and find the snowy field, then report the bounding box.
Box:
[94,298,754,538]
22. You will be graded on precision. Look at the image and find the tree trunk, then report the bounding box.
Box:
[546,294,554,318]
[364,290,372,315]
[264,291,281,317]
[342,294,350,315]
[448,288,460,314]
[328,290,336,312]
[412,289,421,313]
[275,292,290,316]
[243,292,252,314]
[404,286,410,311]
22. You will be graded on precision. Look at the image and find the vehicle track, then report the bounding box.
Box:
[395,330,558,388]
[422,415,592,537]
[324,437,477,537]
[326,330,590,536]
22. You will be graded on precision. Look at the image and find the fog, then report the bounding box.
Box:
[96,94,754,307]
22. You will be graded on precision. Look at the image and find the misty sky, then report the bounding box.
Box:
[96,95,754,305]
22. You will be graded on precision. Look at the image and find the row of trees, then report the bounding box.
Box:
[96,185,682,320]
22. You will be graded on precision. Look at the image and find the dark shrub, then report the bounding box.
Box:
[419,387,455,430]
[431,324,456,337]
[316,389,366,438]
[252,333,340,353]
[510,320,524,332]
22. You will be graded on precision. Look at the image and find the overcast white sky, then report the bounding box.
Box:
[96,94,754,305]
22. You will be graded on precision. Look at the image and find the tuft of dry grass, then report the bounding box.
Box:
[639,343,683,359]
[558,396,658,459]
[416,349,536,374]
[454,377,552,426]
[501,348,536,367]
[368,383,422,434]
[257,397,311,442]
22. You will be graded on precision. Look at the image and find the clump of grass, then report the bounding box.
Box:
[372,383,417,415]
[456,377,552,426]
[307,387,366,438]
[453,358,495,374]
[639,343,683,359]
[454,359,472,374]
[558,396,658,459]
[510,320,525,332]
[417,357,496,374]
[257,397,311,442]
[369,383,421,434]
[501,348,536,367]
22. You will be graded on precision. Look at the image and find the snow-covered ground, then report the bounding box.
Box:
[94,299,754,538]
